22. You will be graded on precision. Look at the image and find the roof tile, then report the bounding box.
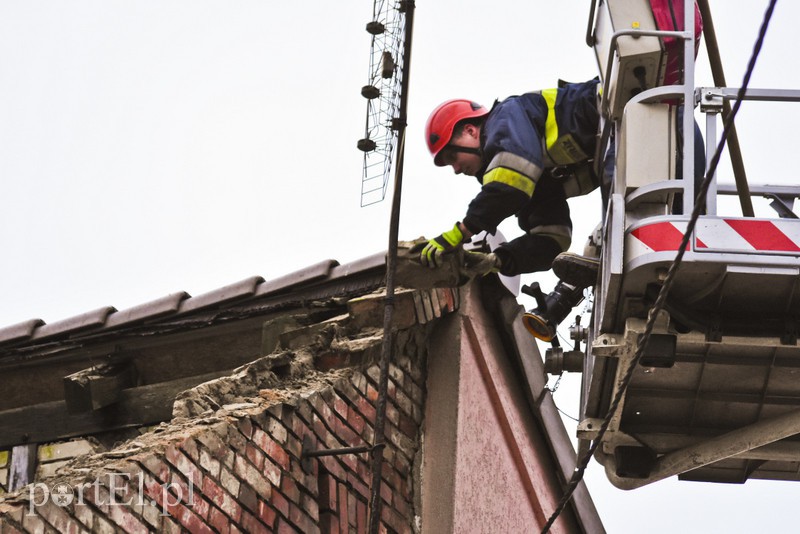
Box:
[31,306,117,341]
[178,276,264,314]
[255,260,339,296]
[105,291,190,329]
[0,318,45,345]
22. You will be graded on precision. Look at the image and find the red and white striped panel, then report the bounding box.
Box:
[628,218,800,257]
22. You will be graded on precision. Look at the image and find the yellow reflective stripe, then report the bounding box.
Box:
[541,88,559,153]
[482,167,535,197]
[487,152,543,182]
[541,88,589,165]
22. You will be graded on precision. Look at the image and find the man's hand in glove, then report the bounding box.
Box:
[420,222,470,268]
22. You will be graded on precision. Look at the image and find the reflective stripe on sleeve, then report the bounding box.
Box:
[484,151,543,188]
[482,167,536,197]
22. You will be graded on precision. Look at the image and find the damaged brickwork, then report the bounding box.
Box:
[0,286,451,533]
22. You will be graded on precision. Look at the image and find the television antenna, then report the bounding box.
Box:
[357,0,411,206]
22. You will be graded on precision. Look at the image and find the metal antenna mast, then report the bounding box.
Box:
[357,0,410,207]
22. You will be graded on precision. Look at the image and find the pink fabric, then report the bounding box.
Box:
[649,0,704,85]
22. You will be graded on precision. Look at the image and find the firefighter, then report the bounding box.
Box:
[420,79,603,342]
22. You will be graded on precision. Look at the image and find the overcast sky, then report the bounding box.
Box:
[2,1,800,532]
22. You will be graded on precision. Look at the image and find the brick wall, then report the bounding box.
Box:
[0,331,427,534]
[0,283,459,534]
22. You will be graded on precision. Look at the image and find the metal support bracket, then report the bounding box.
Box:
[300,435,384,474]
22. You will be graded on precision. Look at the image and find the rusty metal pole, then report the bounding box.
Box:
[367,2,415,533]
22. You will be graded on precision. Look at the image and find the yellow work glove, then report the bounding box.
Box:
[420,222,467,268]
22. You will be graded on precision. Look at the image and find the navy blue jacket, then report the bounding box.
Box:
[462,79,600,245]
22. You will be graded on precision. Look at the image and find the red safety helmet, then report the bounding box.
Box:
[425,99,488,166]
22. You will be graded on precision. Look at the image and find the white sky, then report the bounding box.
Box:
[2,1,800,532]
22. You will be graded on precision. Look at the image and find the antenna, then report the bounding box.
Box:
[357,0,409,207]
